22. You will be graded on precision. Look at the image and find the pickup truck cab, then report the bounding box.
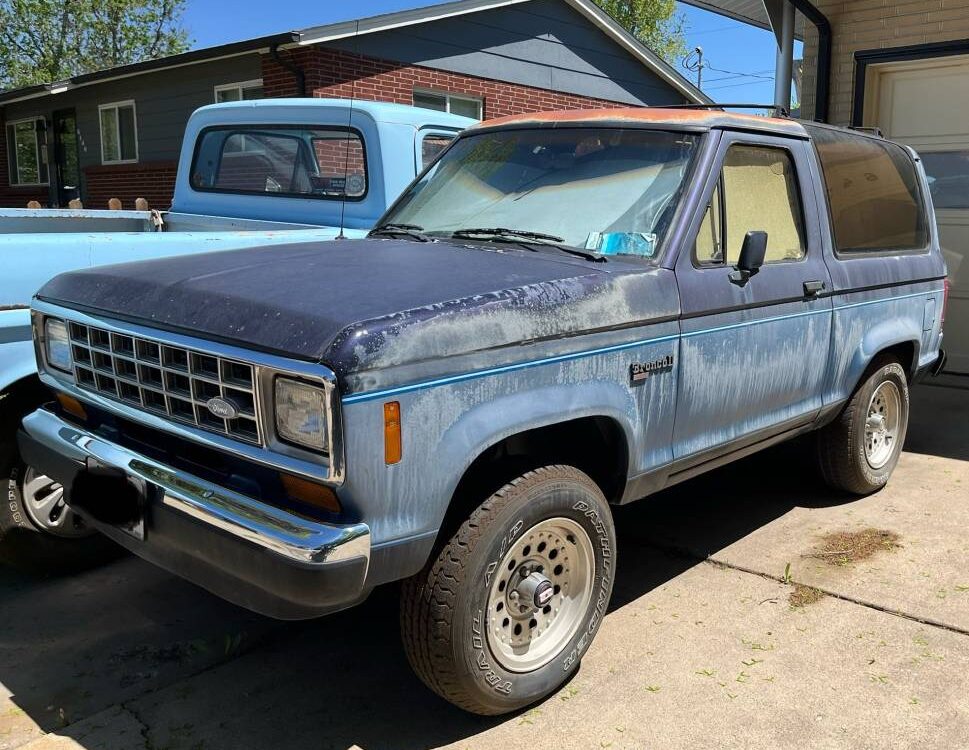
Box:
[0,99,471,568]
[19,108,946,714]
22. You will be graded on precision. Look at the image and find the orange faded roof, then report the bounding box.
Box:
[472,107,808,137]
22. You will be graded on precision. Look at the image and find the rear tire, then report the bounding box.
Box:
[817,359,909,495]
[400,465,615,715]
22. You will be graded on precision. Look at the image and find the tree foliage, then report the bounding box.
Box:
[594,0,687,64]
[0,0,190,89]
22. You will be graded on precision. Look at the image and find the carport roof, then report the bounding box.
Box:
[678,0,805,38]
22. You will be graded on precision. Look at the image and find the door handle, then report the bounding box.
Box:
[803,280,825,297]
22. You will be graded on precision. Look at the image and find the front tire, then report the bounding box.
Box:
[1,392,118,573]
[400,465,615,715]
[817,359,910,495]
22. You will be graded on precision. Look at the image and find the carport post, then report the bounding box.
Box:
[764,0,796,111]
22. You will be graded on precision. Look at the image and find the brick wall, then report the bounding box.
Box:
[801,0,969,124]
[262,47,627,117]
[0,118,51,207]
[82,162,178,210]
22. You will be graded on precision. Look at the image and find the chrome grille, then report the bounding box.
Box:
[68,322,262,445]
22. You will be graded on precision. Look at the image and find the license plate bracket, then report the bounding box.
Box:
[69,459,154,540]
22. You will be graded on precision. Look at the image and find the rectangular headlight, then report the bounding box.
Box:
[275,377,328,451]
[45,318,72,372]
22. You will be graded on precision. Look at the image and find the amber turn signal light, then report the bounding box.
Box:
[279,473,341,513]
[56,393,87,420]
[384,401,402,465]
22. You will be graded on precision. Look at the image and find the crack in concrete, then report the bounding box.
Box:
[120,702,153,750]
[649,541,969,638]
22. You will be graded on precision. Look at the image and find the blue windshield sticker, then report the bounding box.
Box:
[585,232,657,257]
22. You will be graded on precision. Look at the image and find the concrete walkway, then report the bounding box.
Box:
[2,384,967,750]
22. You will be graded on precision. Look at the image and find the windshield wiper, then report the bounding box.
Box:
[369,222,431,242]
[450,227,606,263]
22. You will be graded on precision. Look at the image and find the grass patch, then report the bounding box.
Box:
[805,528,901,566]
[789,583,825,608]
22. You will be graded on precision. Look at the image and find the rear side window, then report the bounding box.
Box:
[808,126,927,253]
[191,126,367,200]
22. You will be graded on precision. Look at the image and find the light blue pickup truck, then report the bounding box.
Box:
[0,99,472,568]
[18,107,947,714]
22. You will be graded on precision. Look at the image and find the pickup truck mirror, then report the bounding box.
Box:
[729,231,768,287]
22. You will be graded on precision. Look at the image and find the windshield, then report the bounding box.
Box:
[380,127,700,258]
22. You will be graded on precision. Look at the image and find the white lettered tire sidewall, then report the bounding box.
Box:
[454,470,615,712]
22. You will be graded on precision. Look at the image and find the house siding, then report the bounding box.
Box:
[0,53,263,208]
[801,0,969,124]
[321,0,685,105]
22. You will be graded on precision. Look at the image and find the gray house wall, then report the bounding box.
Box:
[326,0,684,105]
[3,53,264,171]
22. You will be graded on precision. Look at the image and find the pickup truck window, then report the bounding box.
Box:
[384,127,699,255]
[695,144,805,265]
[807,125,928,253]
[421,134,454,169]
[190,126,367,200]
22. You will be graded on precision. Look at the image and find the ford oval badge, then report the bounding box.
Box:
[206,396,239,420]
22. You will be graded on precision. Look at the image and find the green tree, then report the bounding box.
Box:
[0,0,190,89]
[595,0,687,64]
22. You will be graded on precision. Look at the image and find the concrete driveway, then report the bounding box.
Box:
[2,383,967,750]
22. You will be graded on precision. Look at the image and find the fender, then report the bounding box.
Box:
[843,316,920,400]
[0,309,37,394]
[435,379,638,511]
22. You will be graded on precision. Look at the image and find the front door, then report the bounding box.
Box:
[52,109,80,207]
[865,54,969,374]
[672,131,833,463]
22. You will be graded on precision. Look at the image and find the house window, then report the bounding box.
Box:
[99,101,138,164]
[6,117,49,185]
[215,80,264,103]
[413,89,483,120]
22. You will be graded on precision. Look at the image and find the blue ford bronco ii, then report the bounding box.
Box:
[19,107,947,714]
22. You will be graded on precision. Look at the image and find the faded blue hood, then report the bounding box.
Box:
[37,238,677,377]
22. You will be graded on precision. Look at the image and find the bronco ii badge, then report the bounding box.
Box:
[206,396,240,420]
[630,354,674,384]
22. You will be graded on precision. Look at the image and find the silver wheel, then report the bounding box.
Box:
[20,466,92,539]
[864,381,901,469]
[486,517,595,673]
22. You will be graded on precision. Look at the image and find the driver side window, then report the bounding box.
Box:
[695,143,806,265]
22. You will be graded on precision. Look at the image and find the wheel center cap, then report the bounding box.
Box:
[515,571,554,610]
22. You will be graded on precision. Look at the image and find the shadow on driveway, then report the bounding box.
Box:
[3,384,960,748]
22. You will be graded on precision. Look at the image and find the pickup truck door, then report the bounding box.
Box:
[671,131,833,463]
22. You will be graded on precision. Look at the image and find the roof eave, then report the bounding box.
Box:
[0,32,299,106]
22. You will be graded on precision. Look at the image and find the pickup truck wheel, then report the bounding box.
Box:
[1,407,118,573]
[400,465,615,715]
[817,360,910,495]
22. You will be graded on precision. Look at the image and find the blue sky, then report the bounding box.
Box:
[183,0,801,105]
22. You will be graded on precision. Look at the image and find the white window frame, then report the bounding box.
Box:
[98,100,139,165]
[214,79,264,103]
[6,116,49,186]
[413,88,483,119]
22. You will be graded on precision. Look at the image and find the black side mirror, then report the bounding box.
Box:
[729,231,768,286]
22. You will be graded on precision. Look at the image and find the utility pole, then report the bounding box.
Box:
[695,46,704,89]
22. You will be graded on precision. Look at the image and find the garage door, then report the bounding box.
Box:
[866,54,969,374]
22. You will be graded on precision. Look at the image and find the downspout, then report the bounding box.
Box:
[787,0,831,122]
[270,43,306,97]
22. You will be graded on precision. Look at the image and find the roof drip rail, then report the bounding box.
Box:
[647,103,791,117]
[848,126,883,137]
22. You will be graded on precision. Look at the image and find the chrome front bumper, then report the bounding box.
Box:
[19,408,371,619]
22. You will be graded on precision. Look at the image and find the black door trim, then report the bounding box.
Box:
[852,38,969,126]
